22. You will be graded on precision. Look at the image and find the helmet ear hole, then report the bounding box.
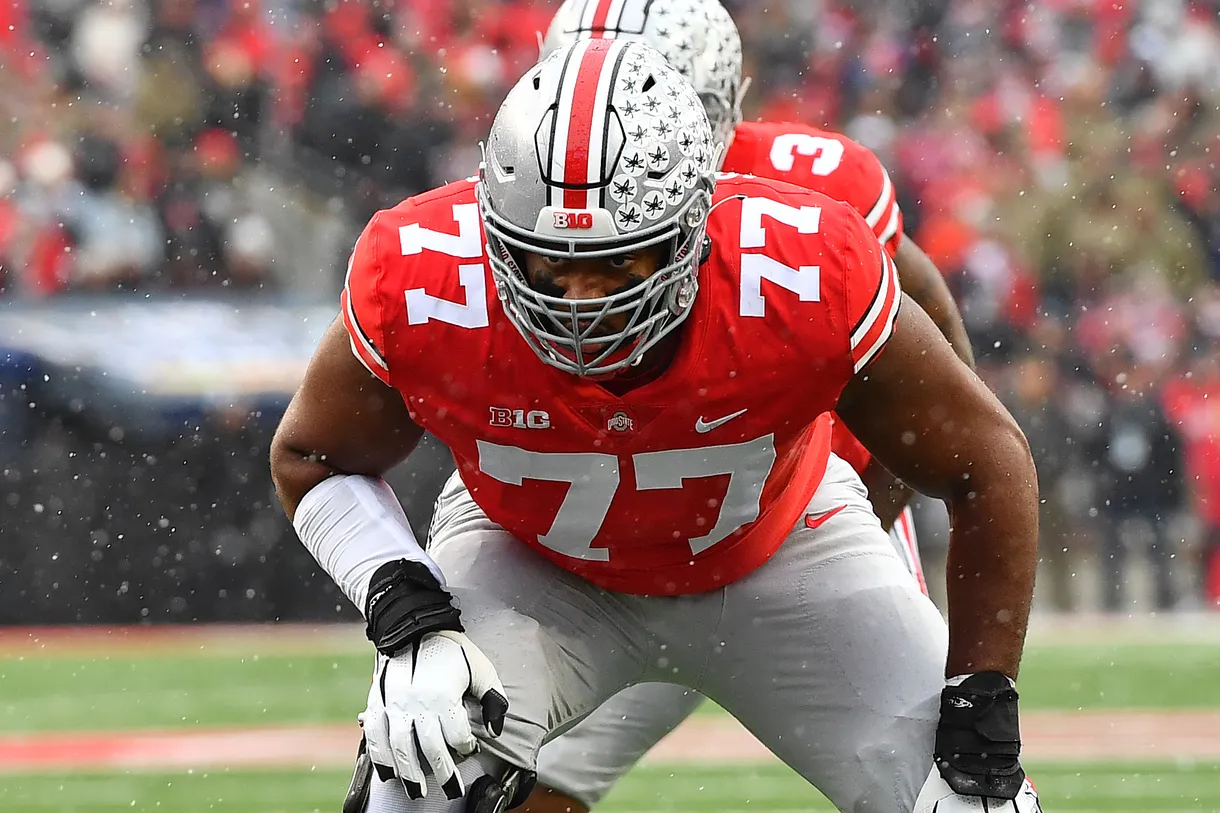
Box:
[532,75,542,90]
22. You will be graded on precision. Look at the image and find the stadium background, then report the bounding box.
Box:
[1,0,1219,810]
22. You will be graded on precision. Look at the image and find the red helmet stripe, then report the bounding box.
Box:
[591,0,615,28]
[561,38,617,209]
[580,0,619,31]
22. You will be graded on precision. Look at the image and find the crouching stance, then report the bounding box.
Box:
[272,40,1043,813]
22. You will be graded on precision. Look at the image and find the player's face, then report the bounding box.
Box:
[523,245,666,337]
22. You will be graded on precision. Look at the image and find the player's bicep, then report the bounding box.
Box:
[835,296,1027,502]
[272,317,423,517]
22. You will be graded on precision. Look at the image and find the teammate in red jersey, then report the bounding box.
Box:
[272,39,1039,813]
[521,4,999,811]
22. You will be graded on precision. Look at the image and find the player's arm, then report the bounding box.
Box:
[270,219,506,800]
[836,299,1037,678]
[893,236,974,368]
[836,296,1038,804]
[831,205,1037,805]
[859,236,971,527]
[857,458,912,531]
[271,317,424,520]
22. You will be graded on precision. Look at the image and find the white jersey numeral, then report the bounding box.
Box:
[634,437,776,554]
[475,436,778,561]
[399,203,483,257]
[401,203,490,329]
[768,133,845,176]
[476,441,619,561]
[405,264,489,328]
[738,197,821,317]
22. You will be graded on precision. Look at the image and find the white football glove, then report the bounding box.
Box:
[359,630,508,800]
[915,769,1043,812]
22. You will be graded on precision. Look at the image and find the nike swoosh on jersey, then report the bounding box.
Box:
[694,408,749,433]
[804,504,847,530]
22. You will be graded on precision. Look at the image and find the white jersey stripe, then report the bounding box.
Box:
[878,202,901,247]
[852,253,901,372]
[851,250,894,348]
[865,167,894,228]
[343,287,388,372]
[347,335,385,379]
[342,247,389,372]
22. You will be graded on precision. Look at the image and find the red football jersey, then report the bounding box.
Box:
[340,175,900,596]
[724,121,904,257]
[725,120,908,476]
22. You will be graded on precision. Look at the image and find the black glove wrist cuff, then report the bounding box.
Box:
[934,671,1026,800]
[364,559,463,656]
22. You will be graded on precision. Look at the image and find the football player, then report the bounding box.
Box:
[540,0,972,598]
[272,40,1039,813]
[521,5,1022,812]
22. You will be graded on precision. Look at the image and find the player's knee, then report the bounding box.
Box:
[515,784,591,813]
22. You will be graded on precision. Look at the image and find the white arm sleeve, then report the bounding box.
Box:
[291,474,445,612]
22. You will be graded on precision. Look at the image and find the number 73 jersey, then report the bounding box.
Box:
[341,175,900,596]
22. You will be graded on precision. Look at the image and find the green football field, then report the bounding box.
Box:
[3,763,1219,813]
[1,621,1218,812]
[3,632,1219,732]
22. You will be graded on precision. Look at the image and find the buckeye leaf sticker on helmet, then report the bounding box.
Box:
[477,39,718,377]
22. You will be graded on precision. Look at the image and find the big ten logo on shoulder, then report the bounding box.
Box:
[489,407,551,430]
[553,211,594,230]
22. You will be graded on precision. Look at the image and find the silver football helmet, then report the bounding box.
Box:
[477,39,719,377]
[541,0,747,155]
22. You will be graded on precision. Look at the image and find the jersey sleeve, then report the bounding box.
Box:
[340,211,394,385]
[842,203,902,373]
[857,152,904,257]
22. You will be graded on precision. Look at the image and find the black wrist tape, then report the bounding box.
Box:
[934,671,1026,800]
[364,559,463,656]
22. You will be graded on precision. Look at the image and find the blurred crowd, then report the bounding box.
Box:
[1,0,1219,611]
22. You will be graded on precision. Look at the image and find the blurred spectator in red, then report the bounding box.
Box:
[1165,343,1220,608]
[3,0,1220,611]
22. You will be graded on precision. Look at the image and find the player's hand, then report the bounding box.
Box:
[915,769,1042,812]
[359,631,508,801]
[915,672,1042,812]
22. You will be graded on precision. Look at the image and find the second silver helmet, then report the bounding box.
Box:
[542,0,746,152]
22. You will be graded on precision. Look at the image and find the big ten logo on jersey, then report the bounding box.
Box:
[736,195,823,318]
[552,211,594,230]
[489,407,551,430]
[399,202,490,329]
